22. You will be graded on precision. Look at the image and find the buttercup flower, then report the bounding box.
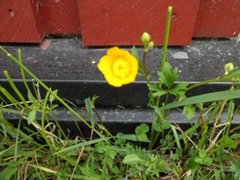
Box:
[97,47,138,87]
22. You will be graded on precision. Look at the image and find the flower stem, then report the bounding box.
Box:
[161,6,172,71]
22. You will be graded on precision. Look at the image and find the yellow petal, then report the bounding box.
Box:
[98,47,139,87]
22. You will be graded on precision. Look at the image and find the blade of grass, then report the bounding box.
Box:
[171,125,182,149]
[4,71,29,110]
[18,49,35,100]
[55,137,112,155]
[0,86,24,111]
[0,47,105,138]
[160,89,240,111]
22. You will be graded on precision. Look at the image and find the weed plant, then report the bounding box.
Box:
[0,7,240,180]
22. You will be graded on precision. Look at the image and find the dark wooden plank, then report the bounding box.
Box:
[0,0,44,43]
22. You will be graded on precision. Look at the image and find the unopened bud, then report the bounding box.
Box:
[224,63,234,75]
[141,32,151,45]
[148,41,154,49]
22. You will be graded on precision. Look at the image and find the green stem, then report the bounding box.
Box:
[0,46,105,138]
[157,6,173,106]
[18,49,34,99]
[161,6,172,71]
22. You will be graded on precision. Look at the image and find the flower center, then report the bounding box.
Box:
[113,58,131,78]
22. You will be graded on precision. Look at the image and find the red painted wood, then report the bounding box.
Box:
[32,0,81,35]
[78,0,201,46]
[193,0,240,37]
[0,0,44,43]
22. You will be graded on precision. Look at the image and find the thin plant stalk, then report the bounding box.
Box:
[0,46,106,138]
[161,6,172,71]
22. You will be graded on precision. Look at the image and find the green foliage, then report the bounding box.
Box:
[0,6,240,179]
[158,62,179,89]
[194,149,213,166]
[230,160,240,180]
[135,123,149,142]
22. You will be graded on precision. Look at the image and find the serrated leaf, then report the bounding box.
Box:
[230,161,240,180]
[122,154,142,164]
[159,62,179,88]
[168,83,189,96]
[27,110,36,125]
[147,83,160,92]
[152,90,167,97]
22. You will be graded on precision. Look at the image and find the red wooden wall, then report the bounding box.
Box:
[0,0,239,46]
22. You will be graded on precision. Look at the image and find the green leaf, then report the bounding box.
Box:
[195,157,203,164]
[160,89,240,111]
[147,83,160,92]
[221,69,240,81]
[171,125,182,149]
[230,160,240,180]
[159,62,179,88]
[122,154,142,164]
[27,90,36,101]
[226,101,235,121]
[183,105,196,121]
[135,124,150,142]
[135,123,149,134]
[117,133,150,143]
[27,110,36,125]
[55,137,111,154]
[168,83,188,96]
[131,46,140,62]
[49,89,58,103]
[0,166,18,180]
[162,120,171,130]
[152,90,167,97]
[203,157,213,166]
[136,133,148,142]
[221,136,237,149]
[199,149,207,159]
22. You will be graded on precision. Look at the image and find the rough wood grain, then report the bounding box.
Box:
[32,0,81,35]
[193,0,240,37]
[78,0,201,46]
[0,0,44,43]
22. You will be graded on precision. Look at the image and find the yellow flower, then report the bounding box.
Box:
[97,47,138,87]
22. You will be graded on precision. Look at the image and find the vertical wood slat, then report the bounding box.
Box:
[78,0,201,46]
[0,0,239,44]
[193,0,240,37]
[32,0,81,35]
[0,0,44,43]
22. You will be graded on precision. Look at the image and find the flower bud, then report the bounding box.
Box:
[141,32,151,45]
[148,41,155,49]
[224,63,234,75]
